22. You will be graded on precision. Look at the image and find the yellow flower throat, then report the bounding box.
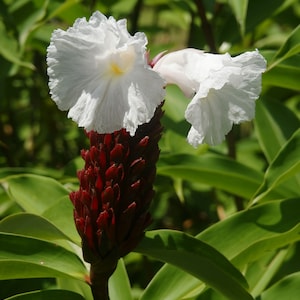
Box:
[108,46,136,77]
[110,63,124,76]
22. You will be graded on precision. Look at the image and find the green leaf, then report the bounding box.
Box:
[268,25,300,69]
[255,98,300,163]
[0,232,88,281]
[137,230,253,300]
[0,213,72,242]
[141,263,199,300]
[56,278,93,300]
[245,0,283,34]
[2,174,69,214]
[46,0,89,24]
[250,248,290,297]
[142,198,300,299]
[261,128,300,185]
[253,128,300,203]
[157,153,263,198]
[200,198,300,268]
[109,259,133,300]
[260,272,300,300]
[164,85,188,122]
[46,0,82,21]
[263,57,300,91]
[5,289,86,300]
[1,174,80,245]
[42,195,80,245]
[0,167,62,179]
[9,0,49,45]
[228,0,248,36]
[0,21,34,70]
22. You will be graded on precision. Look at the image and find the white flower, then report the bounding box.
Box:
[47,11,165,135]
[153,48,266,146]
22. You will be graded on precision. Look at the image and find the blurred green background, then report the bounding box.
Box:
[0,1,300,298]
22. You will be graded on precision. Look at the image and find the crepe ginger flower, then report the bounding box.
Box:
[153,48,266,146]
[47,11,165,136]
[46,12,166,299]
[47,9,267,300]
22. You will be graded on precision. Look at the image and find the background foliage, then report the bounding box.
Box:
[0,0,300,299]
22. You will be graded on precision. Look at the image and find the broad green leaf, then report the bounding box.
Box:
[0,232,88,281]
[253,128,300,203]
[46,1,89,24]
[250,248,289,297]
[0,186,19,218]
[255,98,300,163]
[9,0,49,45]
[142,198,300,300]
[2,174,69,214]
[268,25,300,69]
[245,0,283,34]
[200,198,300,267]
[137,230,253,300]
[0,175,79,244]
[0,167,62,179]
[196,288,227,300]
[111,0,140,15]
[157,153,263,199]
[42,195,80,245]
[109,259,133,300]
[57,278,93,300]
[164,85,188,122]
[5,289,85,300]
[160,129,203,156]
[46,0,81,21]
[228,0,248,36]
[260,272,300,300]
[0,21,34,70]
[63,156,84,178]
[0,213,72,242]
[141,262,199,300]
[263,60,300,91]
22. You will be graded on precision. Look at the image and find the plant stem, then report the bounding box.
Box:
[130,0,143,34]
[226,130,244,211]
[194,0,217,53]
[90,260,117,300]
[90,271,109,300]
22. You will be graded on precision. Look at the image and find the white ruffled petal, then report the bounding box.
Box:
[154,48,266,146]
[47,11,165,135]
[153,49,204,98]
[187,127,205,147]
[186,50,266,146]
[123,68,166,135]
[185,88,234,146]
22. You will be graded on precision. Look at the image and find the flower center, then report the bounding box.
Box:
[108,46,136,77]
[110,63,124,75]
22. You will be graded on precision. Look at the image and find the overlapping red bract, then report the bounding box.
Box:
[70,104,164,263]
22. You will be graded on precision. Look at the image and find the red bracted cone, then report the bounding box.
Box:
[70,104,164,299]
